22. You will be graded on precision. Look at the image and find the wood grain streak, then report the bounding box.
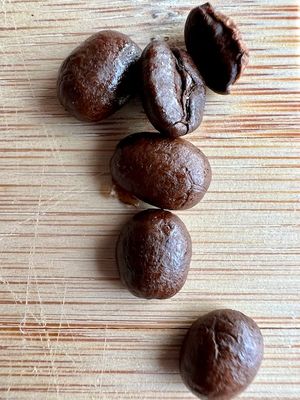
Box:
[0,0,299,399]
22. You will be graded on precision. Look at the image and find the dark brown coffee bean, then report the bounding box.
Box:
[180,309,264,399]
[141,40,206,138]
[116,209,192,299]
[110,132,212,210]
[57,30,141,121]
[185,3,249,94]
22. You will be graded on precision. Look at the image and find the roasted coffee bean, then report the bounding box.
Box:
[116,209,192,299]
[180,309,264,400]
[110,132,212,210]
[185,3,249,94]
[141,40,206,138]
[57,30,141,121]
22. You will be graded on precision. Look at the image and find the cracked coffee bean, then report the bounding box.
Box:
[185,3,249,94]
[110,132,212,210]
[116,209,192,299]
[180,309,264,400]
[141,40,206,138]
[57,30,141,121]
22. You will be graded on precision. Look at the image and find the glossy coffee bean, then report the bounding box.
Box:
[117,209,192,299]
[110,132,212,210]
[185,3,249,94]
[141,40,206,137]
[180,309,264,399]
[57,30,141,121]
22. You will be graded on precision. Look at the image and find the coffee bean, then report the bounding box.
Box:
[110,132,212,210]
[185,3,249,94]
[180,309,264,399]
[141,40,206,137]
[57,30,141,121]
[117,209,192,299]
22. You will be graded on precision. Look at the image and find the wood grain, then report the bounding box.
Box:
[0,0,299,399]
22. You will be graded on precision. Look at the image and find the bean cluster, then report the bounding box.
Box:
[57,4,263,400]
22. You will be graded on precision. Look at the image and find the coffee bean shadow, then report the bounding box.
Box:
[94,213,135,289]
[158,303,219,374]
[38,67,73,121]
[158,326,186,373]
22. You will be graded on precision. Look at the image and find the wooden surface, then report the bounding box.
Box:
[0,0,299,399]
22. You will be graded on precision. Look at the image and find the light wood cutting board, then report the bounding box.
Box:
[0,0,299,399]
